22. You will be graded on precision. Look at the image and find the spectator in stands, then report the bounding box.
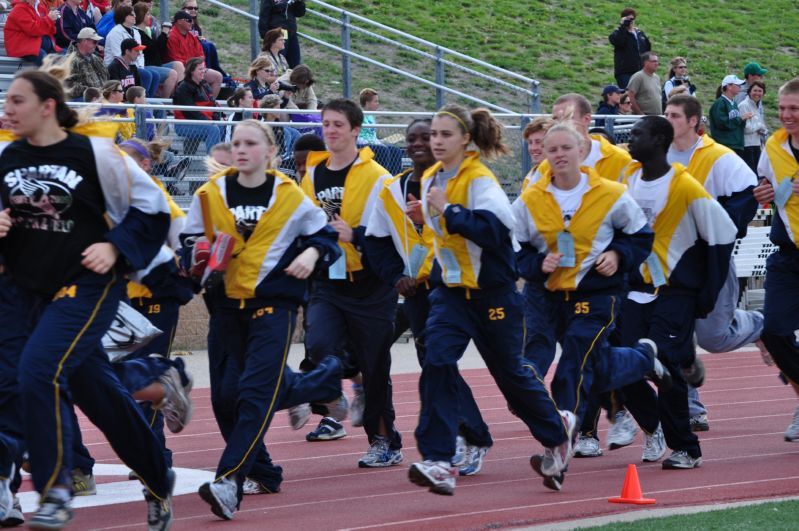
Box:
[84,0,110,22]
[291,132,324,184]
[260,27,289,77]
[135,2,184,81]
[166,10,222,98]
[105,4,178,98]
[181,0,228,79]
[662,56,696,110]
[595,84,622,127]
[259,93,300,164]
[608,7,651,89]
[65,27,108,99]
[288,64,316,110]
[97,79,125,115]
[156,20,171,60]
[107,37,143,91]
[4,0,60,66]
[172,57,223,152]
[738,81,768,173]
[736,62,767,104]
[626,52,661,115]
[125,84,155,140]
[619,93,633,114]
[357,88,382,145]
[96,0,130,37]
[83,86,101,102]
[132,0,160,38]
[258,0,305,68]
[224,87,255,141]
[55,0,96,49]
[245,56,279,101]
[709,74,754,157]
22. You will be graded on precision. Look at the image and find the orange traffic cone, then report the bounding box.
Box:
[608,464,656,505]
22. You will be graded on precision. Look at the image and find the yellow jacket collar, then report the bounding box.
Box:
[306,146,376,169]
[590,134,615,160]
[534,165,603,191]
[422,151,482,181]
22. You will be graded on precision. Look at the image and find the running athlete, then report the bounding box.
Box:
[753,78,799,442]
[365,118,494,474]
[512,118,669,469]
[620,116,738,469]
[300,99,403,466]
[407,104,575,495]
[186,120,347,520]
[665,94,762,432]
[0,70,174,530]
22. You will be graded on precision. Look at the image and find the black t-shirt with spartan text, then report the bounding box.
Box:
[313,160,353,221]
[0,133,107,297]
[225,172,275,241]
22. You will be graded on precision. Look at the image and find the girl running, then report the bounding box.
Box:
[0,69,174,530]
[366,118,494,475]
[408,104,574,495]
[185,120,347,520]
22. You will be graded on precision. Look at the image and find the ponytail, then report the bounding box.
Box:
[435,104,509,160]
[469,108,509,159]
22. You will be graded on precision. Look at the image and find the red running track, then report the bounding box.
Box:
[24,350,799,530]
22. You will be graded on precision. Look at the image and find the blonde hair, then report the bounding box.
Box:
[248,57,273,80]
[206,143,231,177]
[120,137,171,163]
[232,119,280,170]
[359,88,378,107]
[435,103,509,160]
[543,111,586,151]
[523,116,555,140]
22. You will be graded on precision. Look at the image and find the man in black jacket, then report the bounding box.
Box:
[608,7,651,89]
[258,0,306,68]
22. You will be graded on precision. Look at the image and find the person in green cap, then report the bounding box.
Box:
[736,62,767,104]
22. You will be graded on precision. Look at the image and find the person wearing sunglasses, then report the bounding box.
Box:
[662,57,697,110]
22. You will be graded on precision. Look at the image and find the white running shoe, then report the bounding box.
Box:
[642,424,667,462]
[530,410,576,491]
[607,409,638,450]
[452,435,467,467]
[198,477,237,520]
[158,366,193,433]
[574,435,603,457]
[408,460,457,495]
[785,405,799,442]
[662,450,702,469]
[0,463,14,522]
[288,403,311,430]
[457,444,489,476]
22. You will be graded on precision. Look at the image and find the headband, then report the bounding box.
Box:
[436,111,469,133]
[119,141,151,160]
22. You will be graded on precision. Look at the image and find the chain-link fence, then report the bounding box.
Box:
[66,102,641,208]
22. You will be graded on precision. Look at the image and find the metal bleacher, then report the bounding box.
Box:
[733,209,775,311]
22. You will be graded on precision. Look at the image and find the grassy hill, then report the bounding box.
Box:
[200,0,798,116]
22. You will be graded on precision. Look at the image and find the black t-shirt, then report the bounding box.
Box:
[0,133,107,297]
[313,160,353,221]
[225,172,275,241]
[107,58,141,91]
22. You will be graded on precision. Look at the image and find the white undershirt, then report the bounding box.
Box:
[626,167,675,304]
[549,173,589,227]
[667,136,702,168]
[625,167,675,225]
[584,139,602,168]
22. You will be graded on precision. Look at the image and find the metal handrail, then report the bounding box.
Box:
[307,9,535,97]
[307,0,536,86]
[201,0,539,113]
